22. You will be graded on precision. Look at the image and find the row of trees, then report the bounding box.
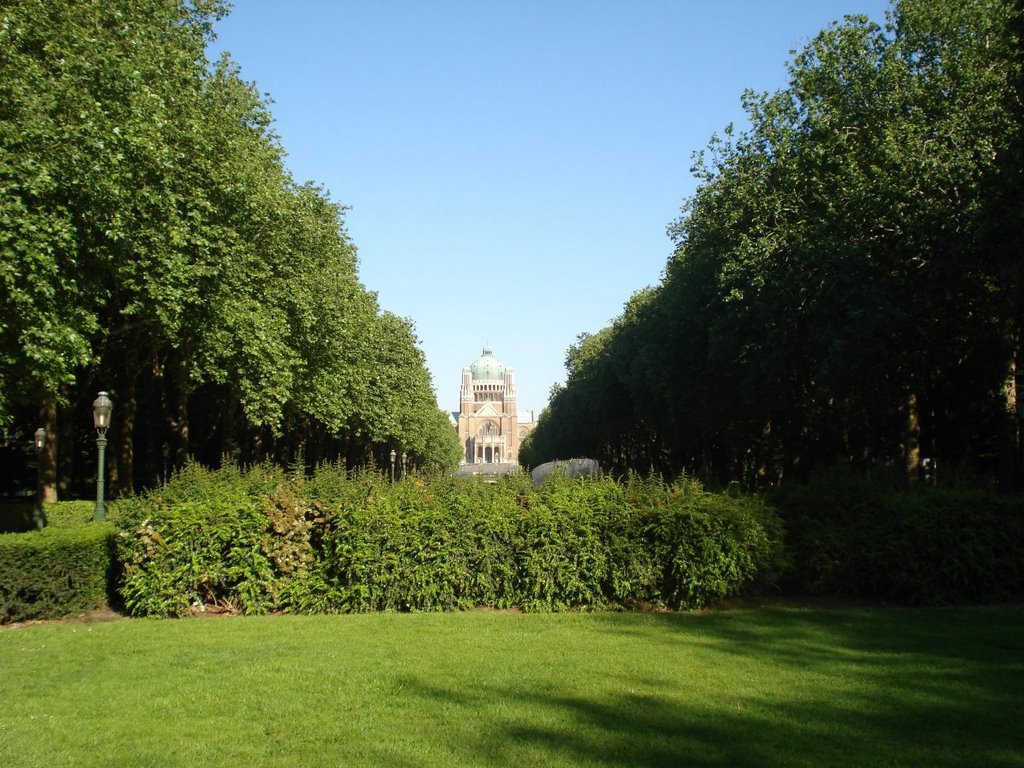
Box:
[0,0,460,499]
[522,0,1023,491]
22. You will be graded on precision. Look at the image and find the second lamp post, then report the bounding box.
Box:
[92,391,113,522]
[33,427,46,530]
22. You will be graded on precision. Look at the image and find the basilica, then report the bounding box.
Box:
[455,347,535,467]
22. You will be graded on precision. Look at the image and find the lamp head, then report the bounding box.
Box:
[92,391,113,432]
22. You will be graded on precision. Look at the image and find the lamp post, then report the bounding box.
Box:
[401,452,407,480]
[33,427,46,530]
[92,391,113,522]
[389,449,396,484]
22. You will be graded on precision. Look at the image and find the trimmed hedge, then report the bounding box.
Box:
[0,500,117,533]
[0,501,34,534]
[773,475,1024,604]
[115,465,785,616]
[45,500,107,528]
[0,523,115,621]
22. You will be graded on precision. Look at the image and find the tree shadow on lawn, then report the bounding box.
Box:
[399,606,1024,768]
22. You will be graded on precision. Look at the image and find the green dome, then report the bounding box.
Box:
[469,346,507,380]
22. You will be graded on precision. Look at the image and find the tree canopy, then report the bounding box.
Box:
[0,0,459,496]
[523,0,1023,491]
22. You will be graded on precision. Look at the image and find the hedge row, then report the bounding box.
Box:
[0,523,115,621]
[772,474,1024,604]
[114,464,785,616]
[0,501,34,534]
[8,465,1021,621]
[0,500,112,533]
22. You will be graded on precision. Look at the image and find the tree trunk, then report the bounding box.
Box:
[116,371,138,497]
[306,423,323,470]
[171,390,190,467]
[39,400,58,503]
[161,356,191,469]
[1001,332,1021,493]
[105,417,118,497]
[221,390,239,462]
[57,400,75,499]
[903,392,921,485]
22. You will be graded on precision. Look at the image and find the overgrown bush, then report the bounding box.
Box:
[648,480,784,608]
[343,482,479,611]
[0,524,115,621]
[773,474,1024,604]
[116,463,286,616]
[306,472,525,612]
[115,464,784,615]
[519,474,650,610]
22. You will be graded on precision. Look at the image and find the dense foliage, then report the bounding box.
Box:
[773,474,1024,604]
[114,464,784,616]
[522,0,1023,491]
[0,0,459,499]
[8,467,1020,621]
[0,523,114,621]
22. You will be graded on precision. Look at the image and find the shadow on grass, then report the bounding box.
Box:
[400,606,1024,768]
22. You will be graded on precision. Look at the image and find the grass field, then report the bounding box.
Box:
[1,604,1021,767]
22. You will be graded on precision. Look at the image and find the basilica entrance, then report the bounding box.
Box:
[476,446,502,463]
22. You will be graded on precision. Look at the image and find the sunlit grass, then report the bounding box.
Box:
[1,605,1021,767]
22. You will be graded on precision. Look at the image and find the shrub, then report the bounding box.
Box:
[45,501,108,528]
[316,474,523,612]
[880,490,1024,604]
[0,501,33,533]
[116,464,281,617]
[517,474,651,610]
[320,472,780,613]
[648,480,784,608]
[115,464,785,615]
[0,524,115,621]
[1,499,121,534]
[774,474,1024,604]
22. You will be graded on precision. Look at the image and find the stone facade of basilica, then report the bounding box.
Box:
[455,347,534,466]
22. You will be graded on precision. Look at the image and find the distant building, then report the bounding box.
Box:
[455,347,535,466]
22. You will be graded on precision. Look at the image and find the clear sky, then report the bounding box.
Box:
[209,0,892,417]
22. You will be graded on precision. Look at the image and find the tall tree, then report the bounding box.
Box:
[0,0,460,496]
[0,0,229,495]
[528,0,1022,489]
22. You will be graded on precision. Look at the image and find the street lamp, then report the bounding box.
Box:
[401,452,407,480]
[92,391,113,522]
[389,449,396,484]
[33,427,46,530]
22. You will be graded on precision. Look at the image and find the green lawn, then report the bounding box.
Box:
[1,605,1021,767]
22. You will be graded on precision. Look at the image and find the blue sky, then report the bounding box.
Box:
[209,0,892,417]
